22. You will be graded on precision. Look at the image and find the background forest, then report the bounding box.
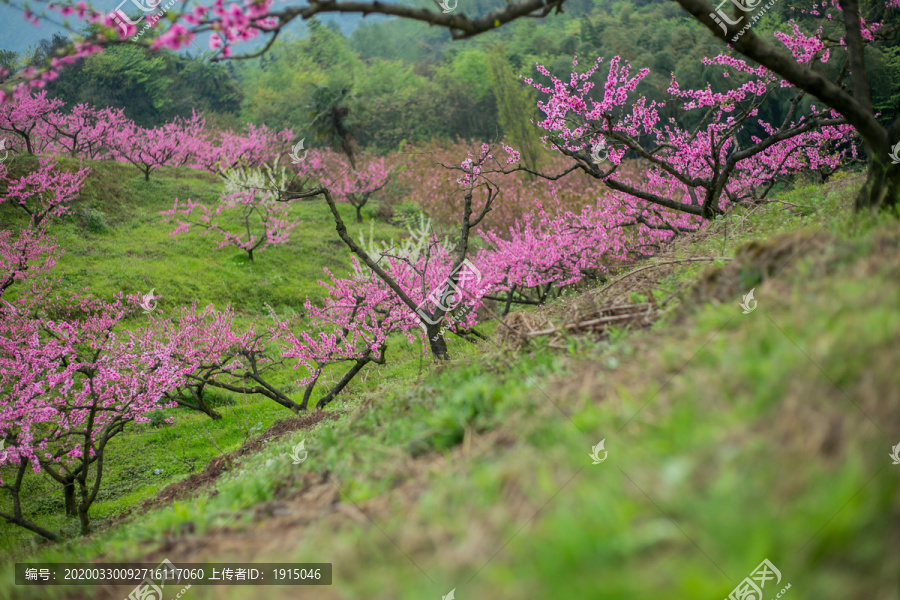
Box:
[4,0,898,153]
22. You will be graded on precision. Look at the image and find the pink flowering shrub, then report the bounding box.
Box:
[0,158,185,539]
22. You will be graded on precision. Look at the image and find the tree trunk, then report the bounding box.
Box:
[175,399,222,421]
[193,385,222,420]
[0,462,60,541]
[203,406,223,420]
[355,204,363,223]
[855,153,900,211]
[77,481,91,535]
[315,359,368,409]
[204,378,302,412]
[502,286,515,317]
[426,324,449,361]
[0,512,59,542]
[63,480,76,516]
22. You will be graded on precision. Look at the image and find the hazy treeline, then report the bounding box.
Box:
[1,0,898,150]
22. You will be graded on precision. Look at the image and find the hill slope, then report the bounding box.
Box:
[3,172,899,600]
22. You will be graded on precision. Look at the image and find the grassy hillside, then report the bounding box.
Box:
[2,168,899,600]
[0,156,443,550]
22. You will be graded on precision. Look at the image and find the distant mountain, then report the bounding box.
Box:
[0,2,373,56]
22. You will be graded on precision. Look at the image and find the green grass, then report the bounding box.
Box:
[2,167,899,600]
[50,162,386,316]
[0,155,439,553]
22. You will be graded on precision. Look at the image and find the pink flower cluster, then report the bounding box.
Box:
[0,158,186,484]
[527,50,856,220]
[0,292,185,476]
[0,92,293,181]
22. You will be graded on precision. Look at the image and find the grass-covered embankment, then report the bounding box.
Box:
[0,156,435,550]
[2,169,898,600]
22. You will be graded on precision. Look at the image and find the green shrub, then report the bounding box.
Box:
[80,207,110,234]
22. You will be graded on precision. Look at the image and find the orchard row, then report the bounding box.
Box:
[0,31,866,539]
